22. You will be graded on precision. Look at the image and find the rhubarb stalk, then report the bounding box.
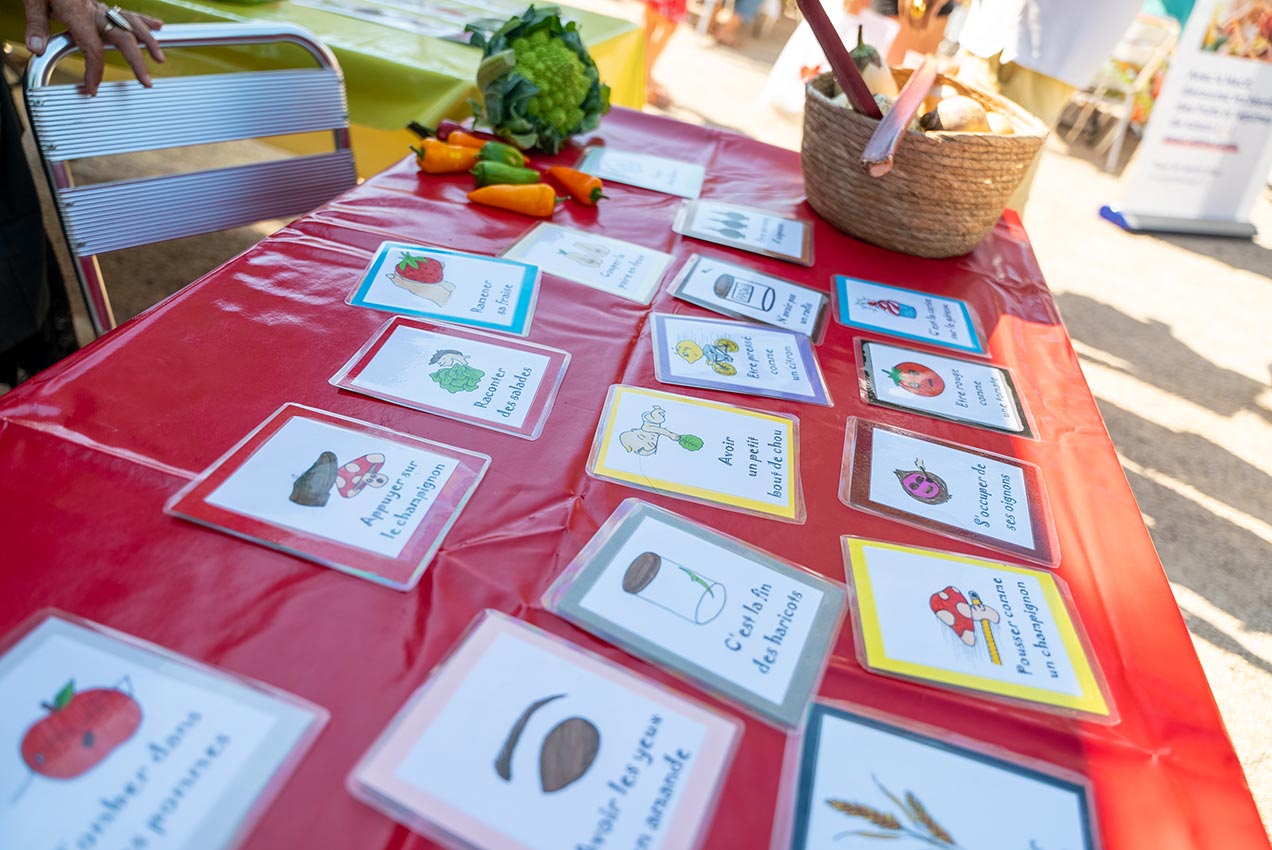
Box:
[794,0,881,119]
[860,56,938,177]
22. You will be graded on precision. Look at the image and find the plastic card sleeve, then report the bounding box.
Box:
[672,199,814,266]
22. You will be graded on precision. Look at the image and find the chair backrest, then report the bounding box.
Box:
[24,23,357,335]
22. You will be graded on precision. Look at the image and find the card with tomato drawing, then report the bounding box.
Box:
[0,612,325,850]
[501,223,673,304]
[840,419,1057,566]
[165,404,489,591]
[858,341,1032,436]
[783,703,1099,850]
[673,200,813,265]
[576,147,706,199]
[840,539,1111,717]
[669,254,829,340]
[348,611,739,850]
[332,317,570,440]
[833,276,986,356]
[347,241,540,336]
[650,314,831,406]
[587,385,805,522]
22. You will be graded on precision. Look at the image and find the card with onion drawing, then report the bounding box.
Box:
[348,611,739,850]
[0,612,325,850]
[165,404,489,591]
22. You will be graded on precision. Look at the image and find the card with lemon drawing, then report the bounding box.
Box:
[650,314,831,406]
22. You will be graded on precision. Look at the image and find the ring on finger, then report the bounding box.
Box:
[104,5,134,33]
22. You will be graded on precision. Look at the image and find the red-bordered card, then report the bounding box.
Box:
[166,404,490,590]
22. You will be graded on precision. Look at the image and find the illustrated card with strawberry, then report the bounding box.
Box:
[332,317,571,440]
[166,404,490,590]
[347,241,540,336]
[833,276,986,356]
[501,223,673,304]
[840,539,1112,717]
[840,419,1058,566]
[785,703,1099,850]
[0,612,325,850]
[859,340,1031,436]
[587,385,805,522]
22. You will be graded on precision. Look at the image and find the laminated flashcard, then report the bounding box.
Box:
[347,241,540,336]
[576,147,706,198]
[650,313,830,406]
[833,276,986,355]
[842,539,1111,716]
[332,317,569,440]
[673,200,813,265]
[840,419,1056,565]
[859,340,1030,436]
[166,404,489,590]
[348,611,739,850]
[0,612,325,850]
[787,703,1098,850]
[670,254,828,339]
[587,385,804,522]
[502,223,673,304]
[546,499,845,727]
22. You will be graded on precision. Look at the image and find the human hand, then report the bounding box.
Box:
[23,0,165,96]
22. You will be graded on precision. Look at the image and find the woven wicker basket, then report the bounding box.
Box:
[802,70,1048,258]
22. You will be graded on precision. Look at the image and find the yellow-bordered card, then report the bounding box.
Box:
[841,538,1113,719]
[587,385,804,522]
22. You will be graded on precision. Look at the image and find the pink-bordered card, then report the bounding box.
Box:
[165,404,490,591]
[331,317,570,440]
[348,611,741,850]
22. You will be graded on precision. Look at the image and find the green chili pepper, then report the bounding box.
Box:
[470,161,541,187]
[478,141,529,167]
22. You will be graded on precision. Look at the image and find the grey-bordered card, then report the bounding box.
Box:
[544,499,845,728]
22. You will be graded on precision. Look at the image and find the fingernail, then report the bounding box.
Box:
[28,36,45,53]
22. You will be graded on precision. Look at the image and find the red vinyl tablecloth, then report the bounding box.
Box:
[0,107,1265,849]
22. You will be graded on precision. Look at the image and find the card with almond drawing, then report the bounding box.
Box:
[0,612,324,850]
[785,703,1098,850]
[165,404,489,590]
[347,241,540,335]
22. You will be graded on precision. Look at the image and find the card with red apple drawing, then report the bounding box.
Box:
[840,419,1057,566]
[332,318,570,440]
[347,241,540,336]
[859,341,1031,436]
[0,612,324,850]
[166,404,489,591]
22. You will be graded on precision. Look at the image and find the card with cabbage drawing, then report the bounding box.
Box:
[545,499,845,728]
[588,385,805,522]
[347,241,540,336]
[501,223,672,304]
[785,703,1099,850]
[332,317,570,440]
[673,200,813,265]
[166,404,489,591]
[840,418,1057,566]
[0,611,325,850]
[858,340,1031,436]
[348,610,739,850]
[650,313,831,406]
[833,276,986,356]
[841,539,1111,717]
[576,148,706,198]
[669,253,828,339]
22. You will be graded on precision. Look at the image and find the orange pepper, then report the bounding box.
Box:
[443,130,488,150]
[467,183,560,217]
[411,139,481,174]
[546,166,606,205]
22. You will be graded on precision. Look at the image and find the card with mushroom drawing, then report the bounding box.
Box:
[859,341,1031,436]
[545,500,845,728]
[165,404,489,591]
[672,200,813,265]
[787,704,1098,850]
[332,317,570,439]
[841,419,1057,566]
[347,241,540,336]
[588,385,804,522]
[348,611,739,850]
[841,539,1111,717]
[833,276,986,356]
[0,612,325,850]
[650,314,831,406]
[501,223,673,304]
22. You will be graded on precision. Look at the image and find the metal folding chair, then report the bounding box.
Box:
[23,23,357,336]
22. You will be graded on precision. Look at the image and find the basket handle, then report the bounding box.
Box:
[861,56,938,178]
[793,0,881,119]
